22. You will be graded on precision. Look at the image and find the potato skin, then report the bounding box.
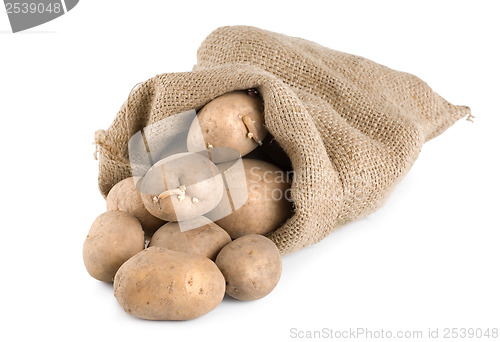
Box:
[106,177,165,237]
[215,159,293,238]
[114,247,225,320]
[149,220,231,261]
[215,234,282,301]
[140,153,224,222]
[83,211,145,282]
[187,91,267,158]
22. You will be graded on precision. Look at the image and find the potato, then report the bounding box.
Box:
[149,218,231,260]
[187,90,267,160]
[114,247,225,320]
[209,158,293,239]
[215,234,282,301]
[83,211,145,282]
[140,152,224,221]
[106,177,165,237]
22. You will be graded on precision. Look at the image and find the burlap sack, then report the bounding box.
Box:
[95,26,470,255]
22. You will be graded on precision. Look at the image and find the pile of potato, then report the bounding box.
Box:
[84,90,294,320]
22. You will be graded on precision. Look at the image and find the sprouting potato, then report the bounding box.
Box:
[187,90,268,160]
[140,152,224,222]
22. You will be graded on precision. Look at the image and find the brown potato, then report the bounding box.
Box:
[106,177,165,237]
[209,158,293,239]
[114,247,225,320]
[149,218,231,260]
[140,152,224,221]
[187,90,267,160]
[83,211,145,282]
[215,234,282,301]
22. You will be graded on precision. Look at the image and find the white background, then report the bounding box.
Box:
[1,1,499,341]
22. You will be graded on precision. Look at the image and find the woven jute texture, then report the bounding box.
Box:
[95,26,470,255]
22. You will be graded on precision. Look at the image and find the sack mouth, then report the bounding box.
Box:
[96,63,342,254]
